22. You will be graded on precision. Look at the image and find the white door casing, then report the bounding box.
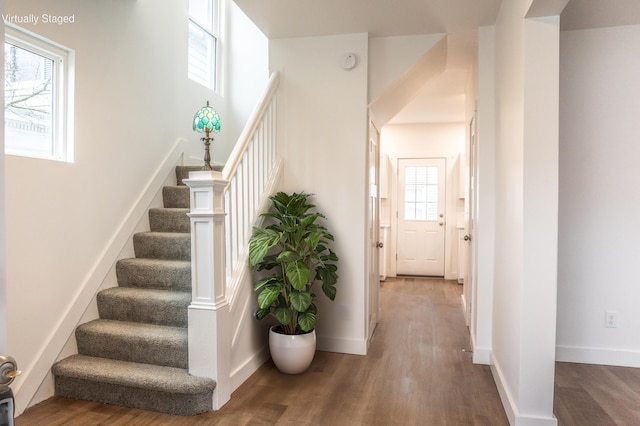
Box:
[396,158,446,276]
[367,121,381,344]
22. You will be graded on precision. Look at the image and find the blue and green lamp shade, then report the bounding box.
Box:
[193,101,221,135]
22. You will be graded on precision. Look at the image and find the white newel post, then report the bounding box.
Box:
[184,170,231,410]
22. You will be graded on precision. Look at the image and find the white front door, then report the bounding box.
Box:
[396,158,446,276]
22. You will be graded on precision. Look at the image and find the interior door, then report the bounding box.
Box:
[367,120,381,343]
[396,158,446,276]
[466,114,478,329]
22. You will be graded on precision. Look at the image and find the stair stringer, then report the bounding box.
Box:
[19,139,189,413]
[227,157,284,391]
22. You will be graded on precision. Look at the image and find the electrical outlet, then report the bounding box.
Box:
[605,310,618,328]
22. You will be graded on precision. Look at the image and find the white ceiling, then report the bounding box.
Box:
[234,0,640,125]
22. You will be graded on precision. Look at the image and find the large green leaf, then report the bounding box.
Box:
[304,231,321,251]
[285,259,310,290]
[248,228,280,268]
[322,281,337,301]
[298,311,316,332]
[254,254,279,271]
[286,193,314,216]
[255,307,270,320]
[316,265,338,287]
[253,275,282,292]
[273,307,293,325]
[289,291,312,312]
[276,250,299,263]
[257,285,281,309]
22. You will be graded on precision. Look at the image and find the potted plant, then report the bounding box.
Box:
[248,192,339,374]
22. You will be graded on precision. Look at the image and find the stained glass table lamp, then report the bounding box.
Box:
[192,101,221,171]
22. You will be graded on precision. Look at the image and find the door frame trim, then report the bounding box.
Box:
[387,154,457,280]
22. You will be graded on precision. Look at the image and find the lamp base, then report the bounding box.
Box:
[202,136,213,171]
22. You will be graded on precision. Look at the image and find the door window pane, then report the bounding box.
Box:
[404,166,438,221]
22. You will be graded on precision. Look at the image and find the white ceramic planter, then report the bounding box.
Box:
[269,326,316,374]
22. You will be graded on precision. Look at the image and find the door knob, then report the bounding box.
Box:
[464,234,472,241]
[0,355,20,389]
[376,241,384,248]
[439,222,444,226]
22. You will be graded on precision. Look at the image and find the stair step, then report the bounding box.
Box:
[175,165,204,185]
[149,208,190,233]
[97,287,190,327]
[115,258,191,291]
[162,185,190,208]
[53,355,215,415]
[76,320,188,368]
[133,232,190,260]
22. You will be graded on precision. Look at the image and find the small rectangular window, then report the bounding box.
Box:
[188,0,219,91]
[4,25,74,162]
[404,166,439,221]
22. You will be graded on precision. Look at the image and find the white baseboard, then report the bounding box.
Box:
[317,335,368,356]
[461,294,470,326]
[556,345,640,368]
[470,333,492,365]
[230,345,270,392]
[490,353,558,426]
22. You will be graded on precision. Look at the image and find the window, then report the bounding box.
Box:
[4,25,74,162]
[404,166,439,221]
[188,0,220,91]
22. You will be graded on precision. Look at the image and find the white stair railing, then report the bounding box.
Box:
[222,72,280,300]
[184,71,281,410]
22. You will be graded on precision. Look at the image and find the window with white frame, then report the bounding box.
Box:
[4,25,74,162]
[188,0,220,91]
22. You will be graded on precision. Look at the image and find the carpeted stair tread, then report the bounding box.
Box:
[97,287,190,327]
[76,319,188,368]
[53,355,215,415]
[149,208,190,233]
[133,232,191,260]
[116,258,191,291]
[162,185,190,208]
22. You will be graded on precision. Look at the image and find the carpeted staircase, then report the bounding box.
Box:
[52,166,217,416]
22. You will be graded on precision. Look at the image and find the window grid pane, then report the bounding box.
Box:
[188,0,218,91]
[4,42,55,158]
[188,21,216,89]
[404,166,438,221]
[189,0,214,32]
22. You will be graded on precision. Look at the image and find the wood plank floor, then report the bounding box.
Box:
[554,361,640,425]
[21,277,640,425]
[16,277,507,425]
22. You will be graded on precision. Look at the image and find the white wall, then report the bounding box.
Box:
[270,33,369,355]
[368,34,444,104]
[491,0,560,424]
[472,25,497,365]
[380,123,465,280]
[557,24,640,367]
[0,0,6,356]
[4,0,268,413]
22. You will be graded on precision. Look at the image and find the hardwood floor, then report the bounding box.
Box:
[16,278,508,425]
[554,361,640,426]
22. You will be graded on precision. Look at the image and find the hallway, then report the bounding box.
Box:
[16,277,508,425]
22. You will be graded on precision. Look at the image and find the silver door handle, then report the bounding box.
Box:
[0,355,21,388]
